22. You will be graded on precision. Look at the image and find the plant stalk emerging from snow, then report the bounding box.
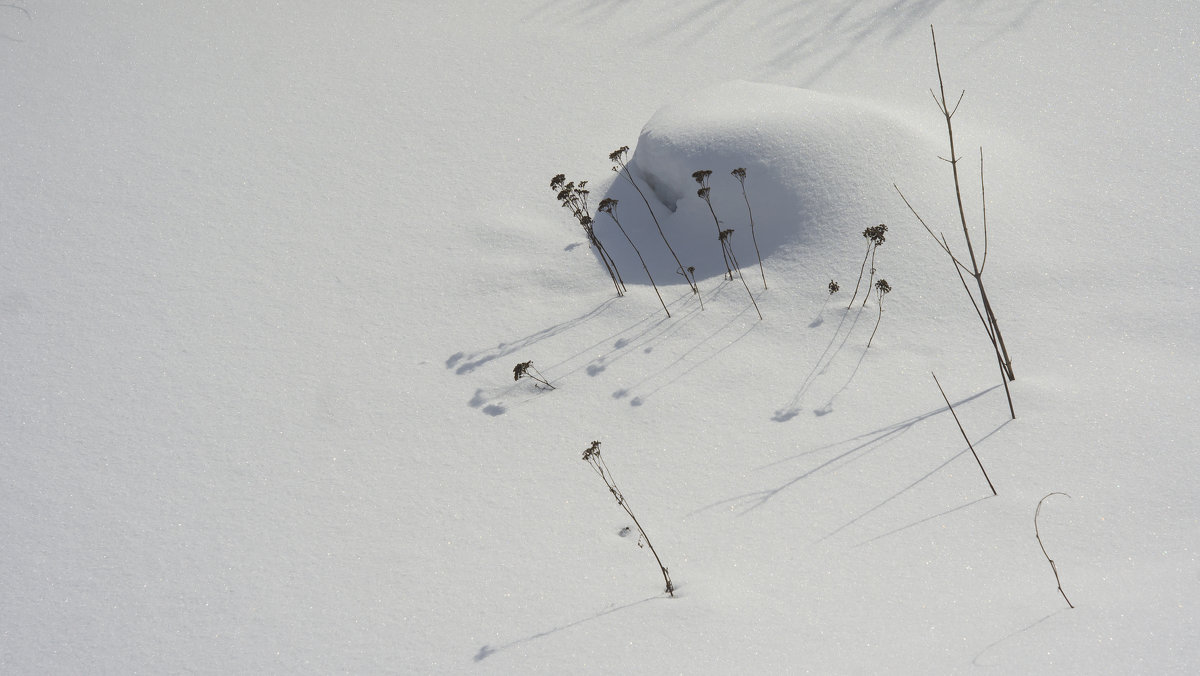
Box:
[551,174,625,297]
[696,170,762,320]
[894,25,1015,419]
[731,168,767,289]
[866,279,890,348]
[1035,492,1074,608]
[609,146,700,303]
[719,228,763,320]
[931,371,996,495]
[693,170,734,281]
[513,360,555,390]
[581,441,674,597]
[848,224,887,308]
[598,198,670,318]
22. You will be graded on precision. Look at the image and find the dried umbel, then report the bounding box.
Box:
[513,360,555,390]
[866,279,891,348]
[551,173,625,296]
[849,223,887,308]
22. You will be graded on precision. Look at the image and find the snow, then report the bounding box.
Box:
[2,1,1197,673]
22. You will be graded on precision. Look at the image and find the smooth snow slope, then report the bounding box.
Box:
[2,1,1197,674]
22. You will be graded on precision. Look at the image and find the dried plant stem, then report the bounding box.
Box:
[599,200,670,318]
[552,174,626,297]
[848,241,872,308]
[610,148,700,301]
[732,168,767,289]
[931,372,996,495]
[705,197,735,280]
[721,229,763,321]
[861,245,880,308]
[582,441,674,597]
[866,280,889,348]
[1035,492,1074,608]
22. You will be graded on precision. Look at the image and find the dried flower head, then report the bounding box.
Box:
[863,223,888,247]
[608,146,630,163]
[692,169,712,184]
[829,280,840,294]
[697,186,710,200]
[875,278,891,295]
[731,167,747,181]
[550,174,566,191]
[513,361,532,381]
[582,440,601,461]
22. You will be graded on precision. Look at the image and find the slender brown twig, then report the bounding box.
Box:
[1035,492,1074,608]
[931,372,996,495]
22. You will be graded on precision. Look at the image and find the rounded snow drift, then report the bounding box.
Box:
[605,81,941,283]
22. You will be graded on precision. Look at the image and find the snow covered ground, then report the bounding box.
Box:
[2,1,1197,673]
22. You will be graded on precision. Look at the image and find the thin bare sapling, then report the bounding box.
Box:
[894,26,1015,419]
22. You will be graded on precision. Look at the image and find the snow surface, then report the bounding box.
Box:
[2,1,1198,673]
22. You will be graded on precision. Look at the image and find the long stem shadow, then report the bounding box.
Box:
[693,385,1002,517]
[446,297,618,375]
[473,595,660,663]
[853,495,990,548]
[577,290,702,379]
[773,305,865,422]
[617,297,759,407]
[972,611,1063,667]
[829,419,1011,545]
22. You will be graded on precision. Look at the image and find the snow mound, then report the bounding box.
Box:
[610,81,941,282]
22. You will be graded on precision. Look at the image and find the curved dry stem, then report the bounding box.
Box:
[1035,492,1074,609]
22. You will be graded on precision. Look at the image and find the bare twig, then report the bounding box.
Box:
[931,372,996,495]
[1035,492,1074,608]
